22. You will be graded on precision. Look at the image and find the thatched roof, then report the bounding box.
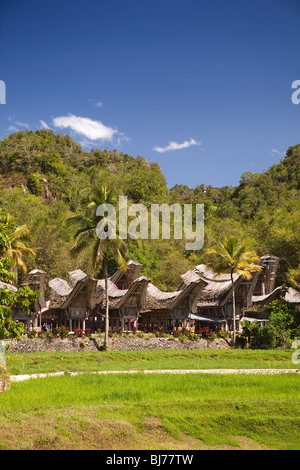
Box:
[145,277,207,311]
[96,279,127,304]
[145,283,181,309]
[285,287,300,304]
[48,277,73,308]
[180,264,241,308]
[60,277,97,310]
[21,269,47,287]
[27,269,46,274]
[180,270,202,287]
[110,259,143,289]
[0,281,18,292]
[252,286,300,305]
[48,277,72,297]
[96,275,150,309]
[68,269,88,287]
[48,273,97,310]
[179,256,278,309]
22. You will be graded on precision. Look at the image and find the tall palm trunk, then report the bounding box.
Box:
[103,257,109,350]
[231,270,236,345]
[9,263,18,285]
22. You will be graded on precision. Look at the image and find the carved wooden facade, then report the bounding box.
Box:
[8,254,298,334]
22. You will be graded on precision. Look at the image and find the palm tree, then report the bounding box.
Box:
[206,236,261,345]
[240,318,259,345]
[0,211,36,280]
[66,186,128,349]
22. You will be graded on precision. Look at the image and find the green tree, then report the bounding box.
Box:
[205,236,261,344]
[66,186,128,349]
[0,257,40,339]
[240,319,259,346]
[249,301,295,349]
[0,210,36,282]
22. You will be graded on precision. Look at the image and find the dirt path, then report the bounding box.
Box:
[10,368,300,382]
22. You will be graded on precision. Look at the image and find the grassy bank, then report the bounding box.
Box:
[5,348,298,376]
[1,349,299,450]
[0,373,299,450]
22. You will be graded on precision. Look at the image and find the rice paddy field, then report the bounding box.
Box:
[0,349,299,450]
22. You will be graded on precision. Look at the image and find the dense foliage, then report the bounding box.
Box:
[0,258,40,339]
[240,299,300,349]
[0,130,299,291]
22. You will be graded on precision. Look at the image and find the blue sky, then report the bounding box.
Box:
[0,0,300,189]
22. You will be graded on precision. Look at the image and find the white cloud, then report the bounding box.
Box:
[7,117,29,131]
[40,120,51,130]
[7,125,19,132]
[15,120,29,128]
[153,138,201,153]
[89,98,103,107]
[52,114,118,142]
[270,148,285,157]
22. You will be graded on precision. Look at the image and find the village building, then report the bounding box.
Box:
[10,269,48,332]
[6,254,300,335]
[138,276,208,333]
[178,264,260,332]
[240,254,294,325]
[244,285,300,323]
[46,269,97,331]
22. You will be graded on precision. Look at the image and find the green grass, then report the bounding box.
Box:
[5,348,299,376]
[1,371,299,408]
[1,349,299,450]
[0,373,299,450]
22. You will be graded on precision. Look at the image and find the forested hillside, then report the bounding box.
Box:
[0,129,299,291]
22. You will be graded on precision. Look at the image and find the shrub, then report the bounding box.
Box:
[27,330,37,339]
[188,332,199,341]
[74,329,84,338]
[53,326,69,339]
[179,334,188,342]
[249,325,292,349]
[291,325,300,340]
[250,326,277,349]
[199,327,212,339]
[235,335,248,349]
[37,331,47,339]
[27,173,43,195]
[217,329,229,339]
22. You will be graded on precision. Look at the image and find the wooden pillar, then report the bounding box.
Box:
[69,319,72,332]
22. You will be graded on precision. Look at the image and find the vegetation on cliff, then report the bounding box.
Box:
[0,130,299,291]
